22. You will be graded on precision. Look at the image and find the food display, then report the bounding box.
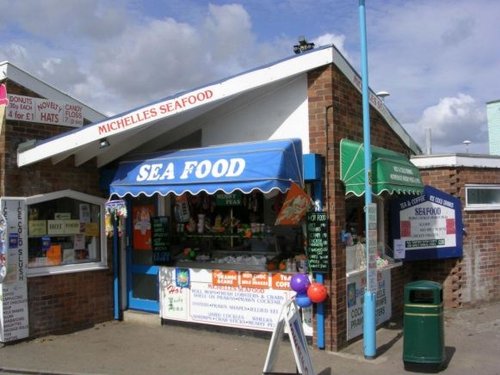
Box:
[170,191,307,272]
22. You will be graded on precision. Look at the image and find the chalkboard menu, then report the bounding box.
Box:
[151,216,171,265]
[306,211,330,273]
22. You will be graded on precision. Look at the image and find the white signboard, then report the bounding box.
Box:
[346,268,392,340]
[0,198,29,343]
[366,203,378,293]
[7,94,83,127]
[263,300,315,375]
[399,195,456,250]
[160,267,312,336]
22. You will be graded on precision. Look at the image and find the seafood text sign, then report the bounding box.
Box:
[391,185,463,260]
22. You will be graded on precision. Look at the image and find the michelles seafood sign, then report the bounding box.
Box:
[97,89,214,137]
[7,94,83,127]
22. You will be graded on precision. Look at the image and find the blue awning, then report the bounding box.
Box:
[109,139,303,198]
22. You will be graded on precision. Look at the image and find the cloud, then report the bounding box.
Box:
[405,94,488,154]
[0,0,497,156]
[313,33,351,61]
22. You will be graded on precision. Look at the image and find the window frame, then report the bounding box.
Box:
[464,184,500,211]
[26,189,108,277]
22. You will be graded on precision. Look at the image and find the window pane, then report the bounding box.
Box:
[467,188,500,205]
[27,197,101,268]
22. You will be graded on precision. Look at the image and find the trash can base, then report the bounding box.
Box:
[404,361,445,373]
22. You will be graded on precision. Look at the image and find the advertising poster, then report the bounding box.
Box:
[0,198,29,343]
[0,83,8,134]
[160,267,312,336]
[133,205,155,250]
[391,185,463,260]
[346,268,391,340]
[275,183,312,225]
[6,93,83,127]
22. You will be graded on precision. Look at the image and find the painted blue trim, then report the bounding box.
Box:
[113,218,121,320]
[359,0,377,358]
[311,171,325,350]
[125,199,160,313]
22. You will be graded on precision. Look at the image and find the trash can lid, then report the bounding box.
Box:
[405,280,442,290]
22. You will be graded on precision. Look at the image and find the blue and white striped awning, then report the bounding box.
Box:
[109,139,303,198]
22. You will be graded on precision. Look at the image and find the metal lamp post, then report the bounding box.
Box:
[358,0,377,359]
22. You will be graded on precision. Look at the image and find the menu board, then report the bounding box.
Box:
[306,211,330,273]
[151,216,171,265]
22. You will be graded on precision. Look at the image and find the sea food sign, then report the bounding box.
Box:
[391,185,463,260]
[136,157,245,182]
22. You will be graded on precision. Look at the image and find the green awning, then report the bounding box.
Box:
[340,139,424,196]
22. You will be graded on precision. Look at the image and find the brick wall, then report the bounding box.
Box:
[307,65,412,351]
[419,167,500,306]
[2,80,114,338]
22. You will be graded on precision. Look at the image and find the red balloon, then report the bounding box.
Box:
[307,282,328,303]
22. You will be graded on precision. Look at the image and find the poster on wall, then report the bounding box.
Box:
[346,268,392,340]
[133,205,155,250]
[0,198,29,343]
[390,185,463,260]
[6,93,83,127]
[159,267,313,336]
[151,216,171,265]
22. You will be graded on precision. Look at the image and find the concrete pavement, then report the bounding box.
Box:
[1,301,499,375]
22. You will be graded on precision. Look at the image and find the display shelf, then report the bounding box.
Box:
[346,261,402,278]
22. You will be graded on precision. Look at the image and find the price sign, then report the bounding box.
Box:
[151,216,171,265]
[306,211,330,273]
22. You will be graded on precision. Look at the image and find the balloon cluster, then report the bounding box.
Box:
[289,273,328,308]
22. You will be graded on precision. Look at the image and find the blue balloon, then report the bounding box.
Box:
[295,292,312,308]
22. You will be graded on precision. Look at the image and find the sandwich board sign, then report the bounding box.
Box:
[263,299,315,375]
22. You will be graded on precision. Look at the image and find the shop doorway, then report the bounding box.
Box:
[127,197,159,313]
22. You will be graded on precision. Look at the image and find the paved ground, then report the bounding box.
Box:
[0,301,499,375]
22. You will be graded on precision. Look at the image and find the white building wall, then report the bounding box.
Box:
[201,75,310,153]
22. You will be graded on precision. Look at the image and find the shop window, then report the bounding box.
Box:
[26,190,107,276]
[465,185,500,210]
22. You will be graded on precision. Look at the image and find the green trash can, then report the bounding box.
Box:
[403,280,445,370]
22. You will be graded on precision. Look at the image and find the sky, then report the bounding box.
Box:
[0,0,498,154]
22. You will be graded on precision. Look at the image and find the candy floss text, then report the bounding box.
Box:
[98,89,214,136]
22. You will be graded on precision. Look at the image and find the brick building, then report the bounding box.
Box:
[3,45,489,354]
[411,154,500,307]
[0,62,112,341]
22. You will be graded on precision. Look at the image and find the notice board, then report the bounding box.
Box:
[151,216,171,265]
[306,211,330,273]
[390,185,463,260]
